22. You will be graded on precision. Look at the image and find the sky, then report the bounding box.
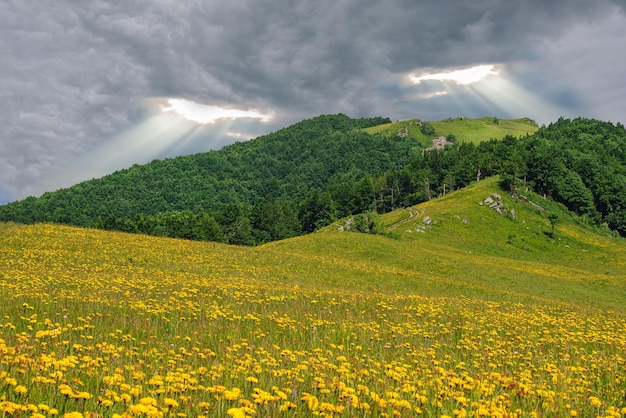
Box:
[1,1,626,204]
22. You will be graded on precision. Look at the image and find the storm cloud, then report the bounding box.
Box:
[1,0,625,202]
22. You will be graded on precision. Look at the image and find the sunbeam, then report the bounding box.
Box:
[468,75,569,122]
[33,111,202,195]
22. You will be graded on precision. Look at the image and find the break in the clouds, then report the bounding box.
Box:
[1,0,626,203]
[410,65,499,86]
[162,99,273,124]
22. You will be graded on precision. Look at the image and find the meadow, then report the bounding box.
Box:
[1,178,626,417]
[362,117,538,145]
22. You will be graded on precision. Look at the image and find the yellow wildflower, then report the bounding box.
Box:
[226,408,245,418]
[164,398,179,408]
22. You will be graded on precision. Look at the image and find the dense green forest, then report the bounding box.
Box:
[1,114,625,244]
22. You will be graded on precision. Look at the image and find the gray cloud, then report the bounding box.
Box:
[1,0,625,202]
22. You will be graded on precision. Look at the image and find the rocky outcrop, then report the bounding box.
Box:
[397,126,409,138]
[479,193,516,218]
[427,136,453,151]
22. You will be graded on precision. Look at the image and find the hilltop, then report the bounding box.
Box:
[364,116,538,146]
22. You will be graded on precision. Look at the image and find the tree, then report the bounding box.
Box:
[215,203,254,245]
[298,191,336,233]
[548,213,559,238]
[420,122,436,136]
[410,168,435,201]
[195,213,224,242]
[352,211,382,234]
[251,198,301,243]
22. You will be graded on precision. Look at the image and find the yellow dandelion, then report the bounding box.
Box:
[279,401,297,411]
[74,391,91,400]
[128,404,149,415]
[588,396,602,407]
[58,384,74,396]
[164,398,179,408]
[139,397,158,406]
[223,388,241,401]
[301,393,319,411]
[226,408,246,418]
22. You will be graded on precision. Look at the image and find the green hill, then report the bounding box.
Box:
[0,114,540,242]
[0,115,538,226]
[0,114,399,225]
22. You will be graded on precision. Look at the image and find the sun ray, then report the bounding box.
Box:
[471,76,568,122]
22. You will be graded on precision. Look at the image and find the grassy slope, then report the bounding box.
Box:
[364,117,539,145]
[266,177,626,311]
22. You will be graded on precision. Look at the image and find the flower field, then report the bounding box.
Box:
[1,222,626,417]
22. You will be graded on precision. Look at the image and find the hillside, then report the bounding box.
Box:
[276,176,626,309]
[1,178,625,416]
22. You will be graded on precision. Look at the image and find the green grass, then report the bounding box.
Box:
[363,116,539,145]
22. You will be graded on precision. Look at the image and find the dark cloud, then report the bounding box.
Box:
[1,0,625,202]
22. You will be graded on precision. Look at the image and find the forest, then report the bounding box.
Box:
[1,114,625,244]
